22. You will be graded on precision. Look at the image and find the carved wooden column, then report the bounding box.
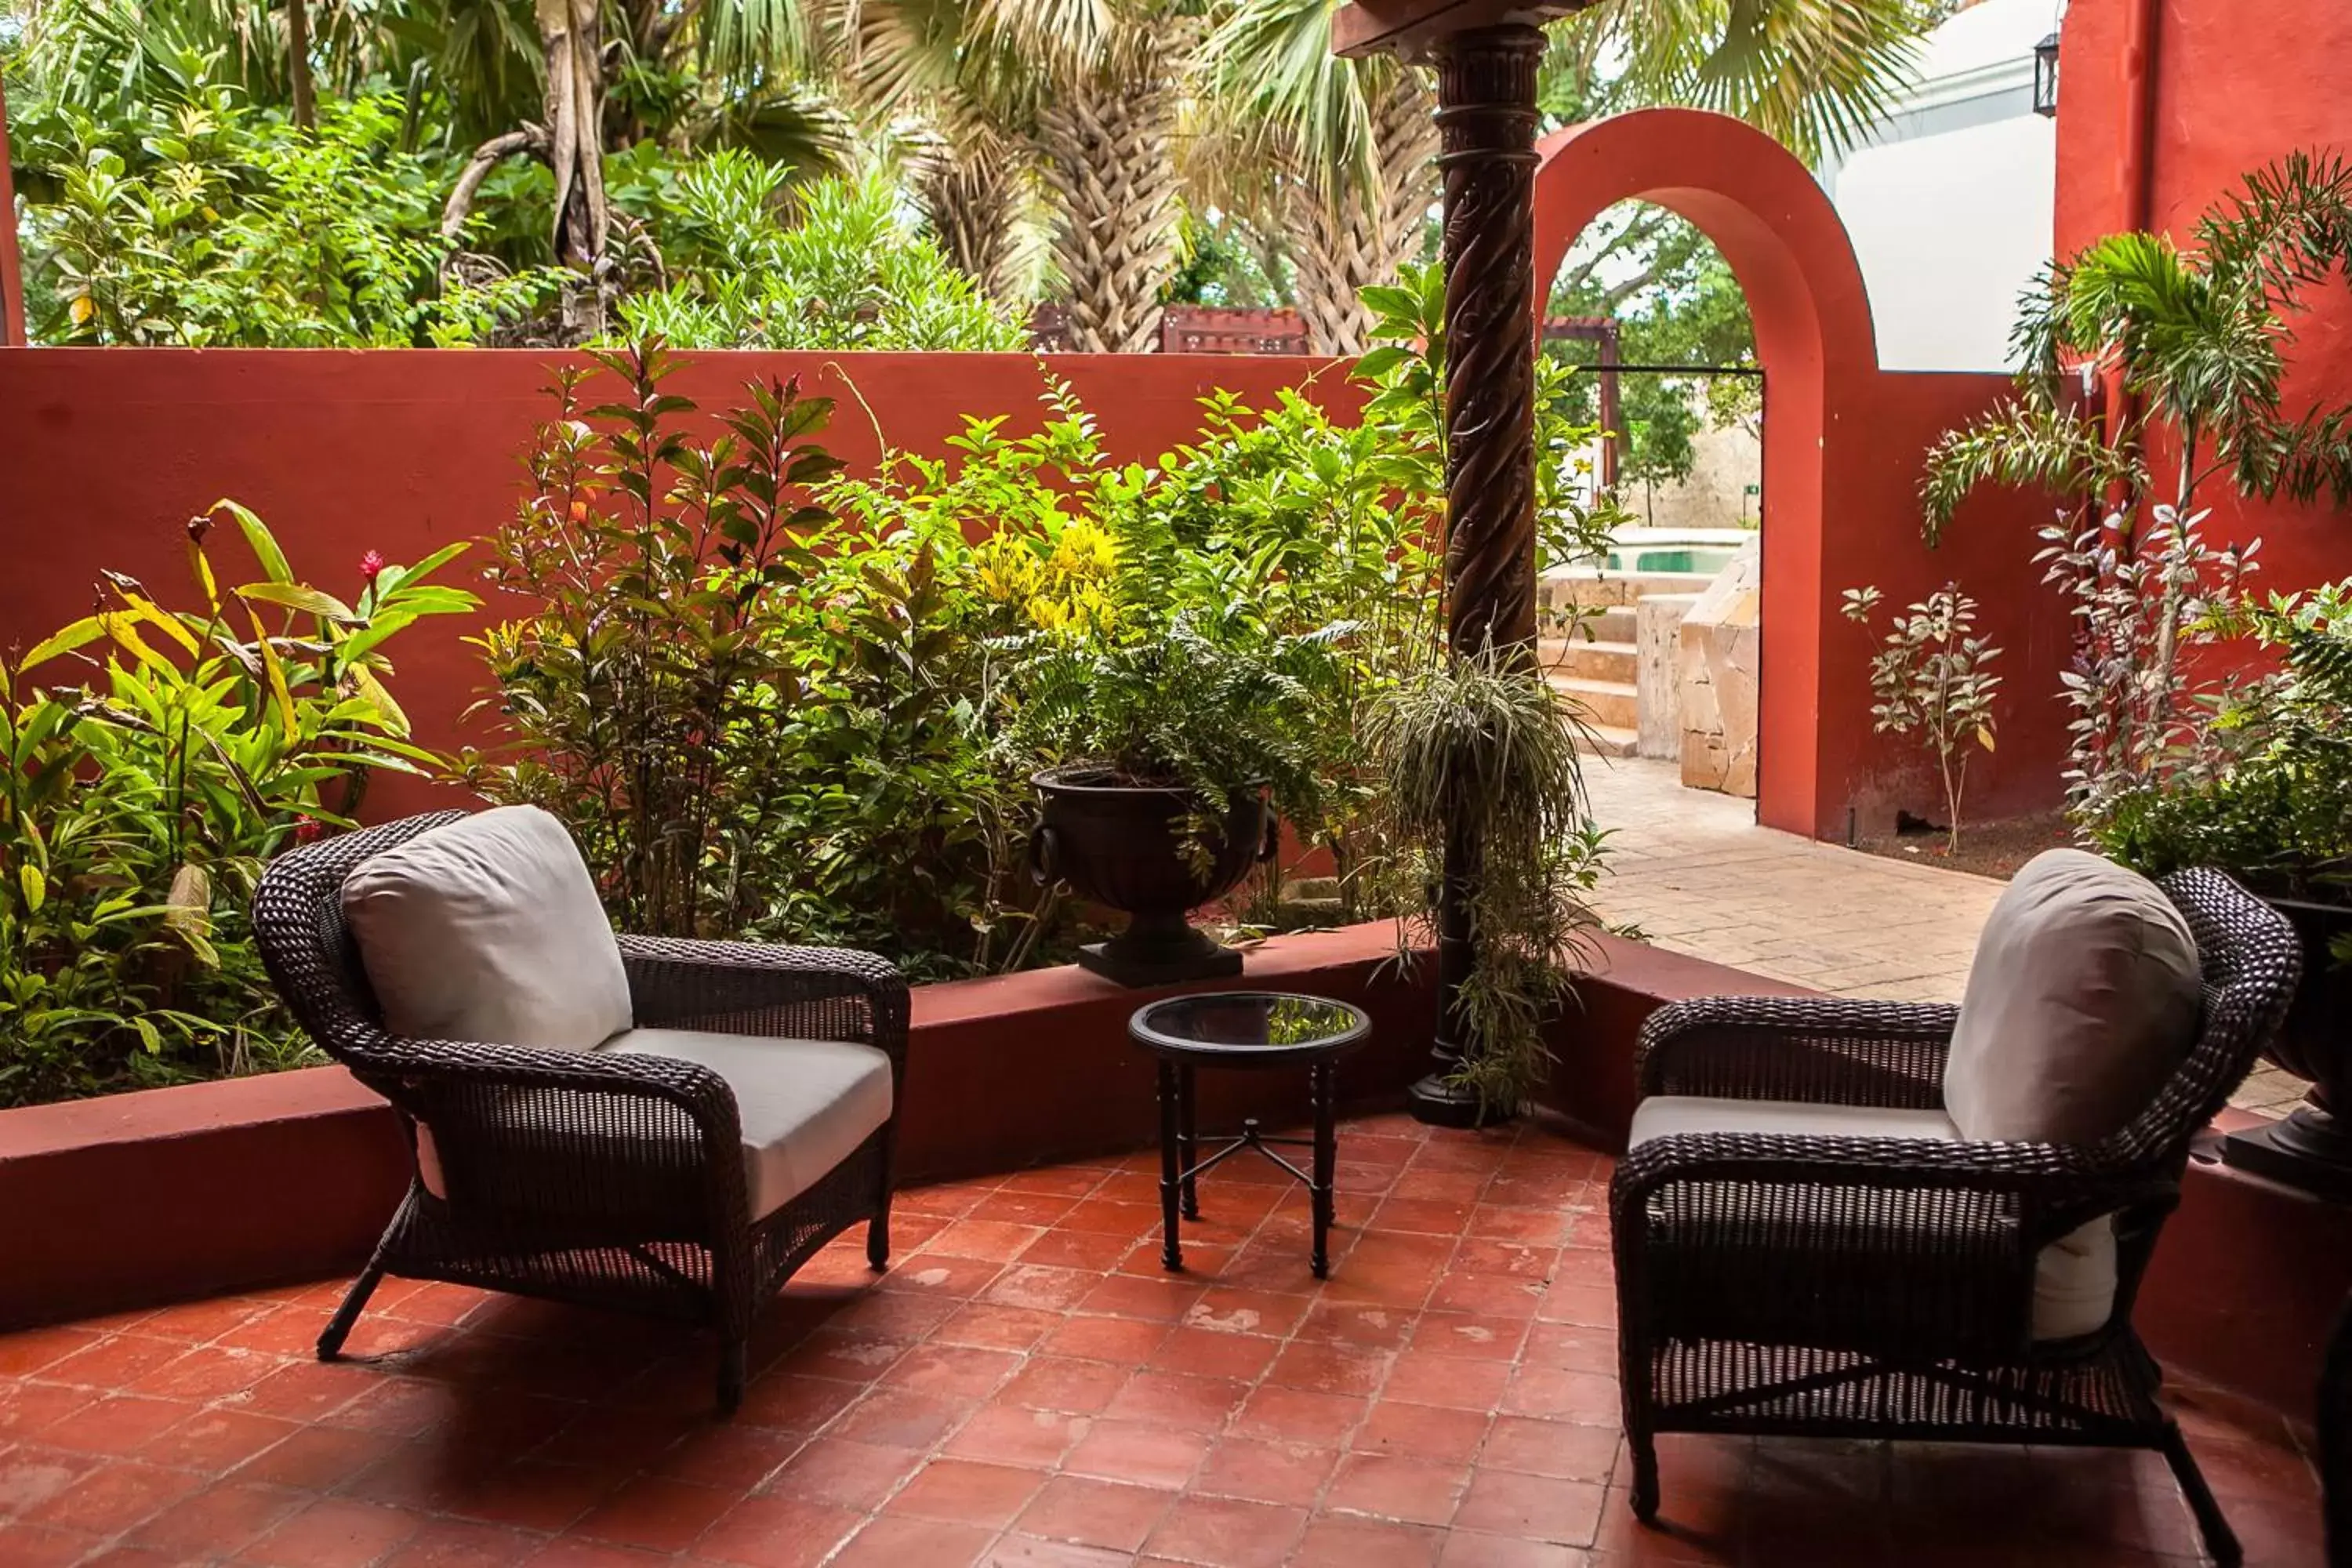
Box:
[1410,20,1547,1127]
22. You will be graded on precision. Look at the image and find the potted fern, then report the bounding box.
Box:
[1013,612,1341,986]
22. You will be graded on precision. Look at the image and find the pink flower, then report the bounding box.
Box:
[358,550,387,584]
[292,817,323,845]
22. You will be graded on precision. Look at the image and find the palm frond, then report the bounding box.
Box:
[1919,399,2139,544]
[1581,0,1930,164]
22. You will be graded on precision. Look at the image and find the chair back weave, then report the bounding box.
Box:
[250,811,469,1065]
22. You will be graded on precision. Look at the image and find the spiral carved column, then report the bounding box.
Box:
[1411,22,1546,1129]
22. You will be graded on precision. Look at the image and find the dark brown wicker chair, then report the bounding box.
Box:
[252,811,909,1414]
[1610,867,2301,1567]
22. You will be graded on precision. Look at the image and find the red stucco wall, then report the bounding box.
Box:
[2054,0,2352,601]
[0,350,1363,818]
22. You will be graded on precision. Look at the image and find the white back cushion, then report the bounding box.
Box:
[1945,848,2202,1145]
[341,806,633,1049]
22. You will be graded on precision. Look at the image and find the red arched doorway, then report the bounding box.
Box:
[1533,108,1881,838]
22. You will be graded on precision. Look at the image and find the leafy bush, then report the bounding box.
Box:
[465,341,844,940]
[613,163,1028,351]
[465,316,1621,981]
[16,85,566,346]
[2092,581,2352,906]
[1840,583,2002,853]
[0,506,475,1106]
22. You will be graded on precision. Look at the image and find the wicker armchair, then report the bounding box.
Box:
[252,812,910,1414]
[1610,867,2301,1568]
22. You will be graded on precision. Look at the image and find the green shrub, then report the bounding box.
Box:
[2091,581,2352,905]
[466,310,1622,980]
[613,162,1029,351]
[16,85,566,347]
[0,506,477,1105]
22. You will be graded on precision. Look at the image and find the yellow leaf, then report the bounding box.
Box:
[1977,727,1997,752]
[115,591,200,655]
[97,610,175,674]
[20,616,106,670]
[245,606,297,736]
[165,863,212,936]
[350,666,410,738]
[19,863,45,913]
[69,294,94,326]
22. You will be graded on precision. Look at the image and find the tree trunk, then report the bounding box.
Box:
[1290,66,1439,356]
[920,133,1026,305]
[1036,27,1189,354]
[537,0,608,271]
[286,0,315,131]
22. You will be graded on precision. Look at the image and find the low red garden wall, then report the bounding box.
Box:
[0,923,1772,1330]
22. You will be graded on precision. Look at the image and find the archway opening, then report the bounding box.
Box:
[1531,108,1883,837]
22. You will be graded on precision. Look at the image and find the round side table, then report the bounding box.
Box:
[1127,991,1371,1279]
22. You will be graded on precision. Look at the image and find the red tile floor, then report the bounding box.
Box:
[0,1113,2325,1566]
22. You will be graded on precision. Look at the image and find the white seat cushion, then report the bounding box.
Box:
[341,806,632,1050]
[600,1029,894,1218]
[1628,1094,2115,1340]
[1945,848,2202,1145]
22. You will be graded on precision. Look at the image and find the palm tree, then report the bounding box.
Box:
[1203,0,1432,355]
[854,0,1045,307]
[971,0,1198,353]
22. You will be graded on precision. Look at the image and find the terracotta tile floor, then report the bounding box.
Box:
[0,1114,2325,1566]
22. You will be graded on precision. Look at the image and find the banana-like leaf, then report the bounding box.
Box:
[349,666,412,738]
[212,499,294,585]
[243,605,299,738]
[237,583,359,622]
[18,617,107,671]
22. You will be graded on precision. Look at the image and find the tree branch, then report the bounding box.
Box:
[442,125,550,241]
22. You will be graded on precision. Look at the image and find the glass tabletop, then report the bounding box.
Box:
[1129,991,1370,1061]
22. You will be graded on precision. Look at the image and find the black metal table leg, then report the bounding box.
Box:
[1157,1057,1184,1272]
[1178,1063,1200,1221]
[1311,1060,1337,1278]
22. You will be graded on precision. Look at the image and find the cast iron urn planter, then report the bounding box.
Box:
[2223,894,2352,1199]
[1031,764,1276,987]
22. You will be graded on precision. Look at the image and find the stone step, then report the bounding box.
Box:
[1539,567,1719,612]
[1567,606,1639,644]
[1544,673,1639,731]
[1571,722,1640,759]
[1540,637,1637,685]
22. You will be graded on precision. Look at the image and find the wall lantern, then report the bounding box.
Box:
[2033,31,2060,117]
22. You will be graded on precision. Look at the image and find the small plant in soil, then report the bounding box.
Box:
[1842,583,2003,856]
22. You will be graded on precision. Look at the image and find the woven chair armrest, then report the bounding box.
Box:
[1635,995,1963,1108]
[616,936,909,1062]
[1611,1127,2135,1214]
[363,1034,744,1148]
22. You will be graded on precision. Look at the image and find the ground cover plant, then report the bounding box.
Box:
[0,506,474,1106]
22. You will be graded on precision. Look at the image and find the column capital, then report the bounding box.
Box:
[1334,0,1586,60]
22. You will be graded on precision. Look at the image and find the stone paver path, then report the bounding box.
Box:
[1581,755,2308,1116]
[1581,755,2000,1002]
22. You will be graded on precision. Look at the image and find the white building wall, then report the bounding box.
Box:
[1819,0,2060,374]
